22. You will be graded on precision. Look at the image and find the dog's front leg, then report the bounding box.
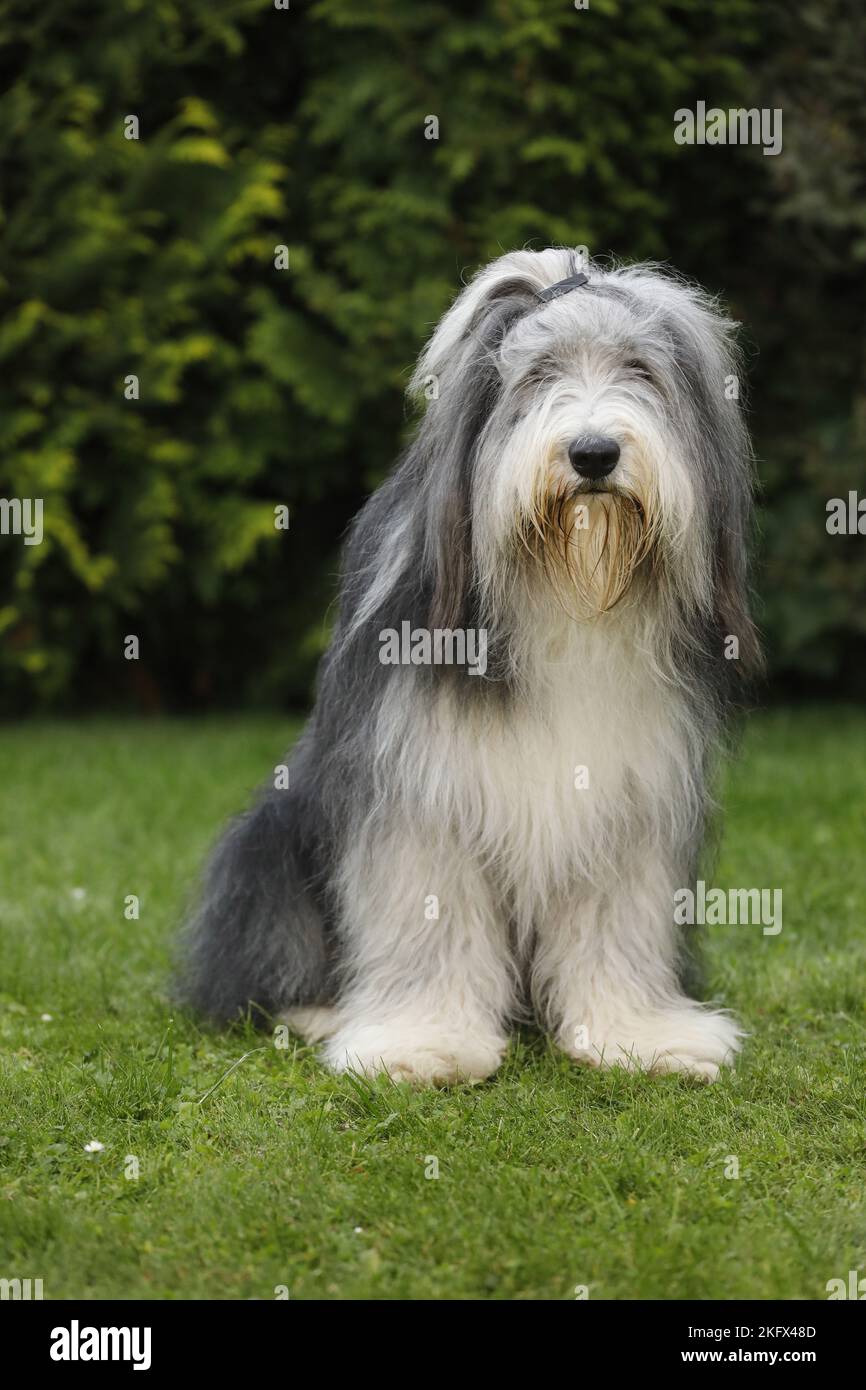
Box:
[533,853,742,1081]
[316,824,513,1086]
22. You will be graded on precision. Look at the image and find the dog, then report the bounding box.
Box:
[182,249,761,1084]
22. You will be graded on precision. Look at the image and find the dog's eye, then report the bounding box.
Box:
[623,358,653,381]
[524,354,558,385]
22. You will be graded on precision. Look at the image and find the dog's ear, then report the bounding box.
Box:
[700,329,763,685]
[712,504,763,681]
[406,254,545,633]
[409,250,556,398]
[662,286,763,684]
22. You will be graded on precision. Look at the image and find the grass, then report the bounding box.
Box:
[1,708,864,1301]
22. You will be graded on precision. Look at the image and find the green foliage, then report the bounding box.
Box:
[0,0,863,710]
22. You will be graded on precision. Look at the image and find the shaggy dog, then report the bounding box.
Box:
[183,249,760,1084]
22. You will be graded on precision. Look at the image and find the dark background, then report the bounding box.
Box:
[1,0,864,715]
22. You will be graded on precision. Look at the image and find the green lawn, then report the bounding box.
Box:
[1,709,864,1300]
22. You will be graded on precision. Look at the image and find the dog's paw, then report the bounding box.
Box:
[561,1007,742,1082]
[321,1019,505,1087]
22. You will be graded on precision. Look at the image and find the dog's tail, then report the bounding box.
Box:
[178,784,334,1026]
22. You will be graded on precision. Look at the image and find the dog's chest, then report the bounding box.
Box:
[423,639,685,880]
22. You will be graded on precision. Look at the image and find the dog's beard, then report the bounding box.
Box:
[520,480,660,616]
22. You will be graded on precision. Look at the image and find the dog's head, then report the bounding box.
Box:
[408,249,760,676]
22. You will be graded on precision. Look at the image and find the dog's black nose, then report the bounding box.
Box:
[568,436,621,479]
